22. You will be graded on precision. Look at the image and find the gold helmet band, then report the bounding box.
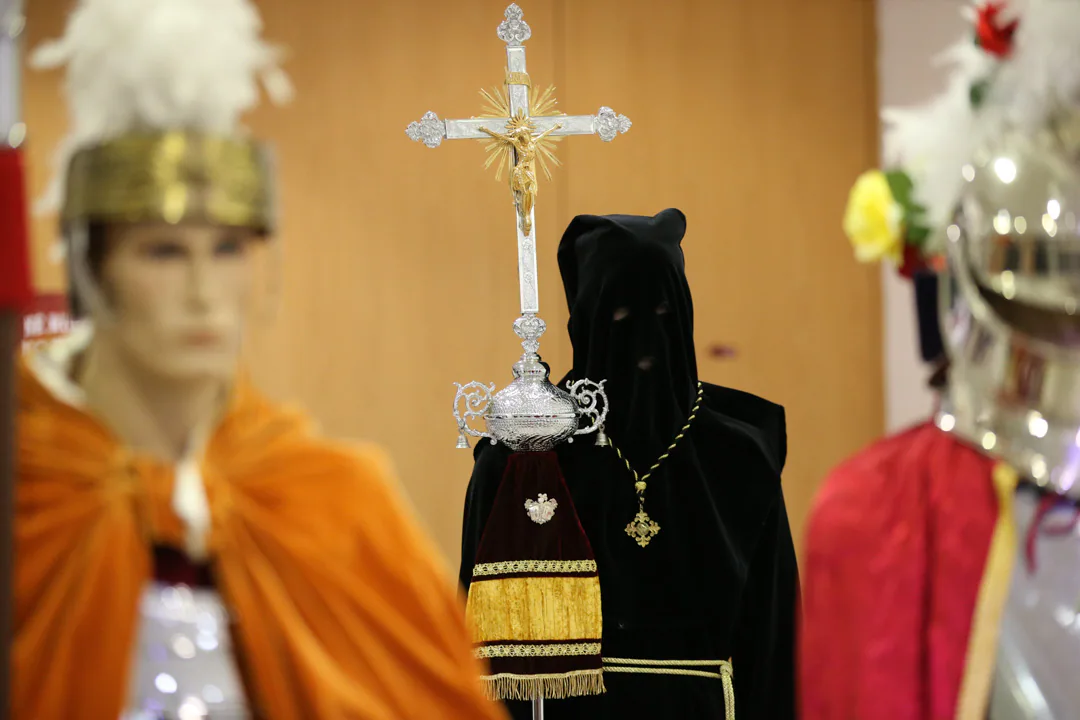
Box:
[62,131,275,234]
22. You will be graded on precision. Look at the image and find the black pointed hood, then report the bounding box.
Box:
[557,208,697,465]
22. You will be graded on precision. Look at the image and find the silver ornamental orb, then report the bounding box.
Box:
[941,109,1080,497]
[485,356,587,452]
[454,314,608,452]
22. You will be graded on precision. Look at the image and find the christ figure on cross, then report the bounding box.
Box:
[480,116,562,236]
[406,2,632,317]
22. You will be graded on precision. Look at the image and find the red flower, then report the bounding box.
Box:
[897,243,927,279]
[975,2,1018,58]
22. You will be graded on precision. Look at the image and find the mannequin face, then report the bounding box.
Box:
[94,222,257,381]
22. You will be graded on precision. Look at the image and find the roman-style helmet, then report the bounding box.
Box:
[941,0,1080,496]
[33,0,292,238]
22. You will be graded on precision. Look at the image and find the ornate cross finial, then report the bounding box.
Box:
[406,3,632,317]
[497,3,531,46]
[596,107,633,142]
[405,111,444,149]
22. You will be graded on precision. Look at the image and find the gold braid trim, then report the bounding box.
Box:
[480,670,605,701]
[955,463,1020,720]
[604,666,724,679]
[603,658,734,720]
[610,382,705,485]
[477,642,602,659]
[472,559,597,577]
[603,657,731,667]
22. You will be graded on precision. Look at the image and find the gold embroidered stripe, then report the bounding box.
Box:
[476,642,602,659]
[471,559,598,577]
[466,576,602,643]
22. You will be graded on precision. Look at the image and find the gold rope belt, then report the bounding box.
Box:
[602,658,734,720]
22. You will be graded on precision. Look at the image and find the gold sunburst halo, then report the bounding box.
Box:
[476,82,564,184]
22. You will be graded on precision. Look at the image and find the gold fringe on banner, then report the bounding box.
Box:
[481,670,606,701]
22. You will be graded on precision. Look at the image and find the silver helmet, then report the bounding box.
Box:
[938,1,1080,498]
[942,111,1080,496]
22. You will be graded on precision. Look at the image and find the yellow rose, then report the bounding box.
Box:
[843,170,904,264]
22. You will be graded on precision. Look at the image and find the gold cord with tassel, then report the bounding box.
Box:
[607,382,704,548]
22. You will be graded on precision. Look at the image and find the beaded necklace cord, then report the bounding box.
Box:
[607,382,704,548]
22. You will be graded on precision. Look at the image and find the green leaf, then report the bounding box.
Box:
[906,223,931,246]
[905,200,931,246]
[969,80,988,109]
[884,169,915,208]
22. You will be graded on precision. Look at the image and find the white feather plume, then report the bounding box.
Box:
[880,3,996,251]
[980,0,1080,134]
[32,0,293,214]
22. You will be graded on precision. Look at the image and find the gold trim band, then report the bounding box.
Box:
[472,559,597,577]
[476,642,602,659]
[955,463,1020,720]
[505,71,531,87]
[63,131,274,232]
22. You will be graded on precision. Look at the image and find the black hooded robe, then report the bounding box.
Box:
[460,209,798,719]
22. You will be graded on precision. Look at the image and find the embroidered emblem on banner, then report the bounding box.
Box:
[525,493,558,525]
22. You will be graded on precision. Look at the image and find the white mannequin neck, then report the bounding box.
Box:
[75,333,226,463]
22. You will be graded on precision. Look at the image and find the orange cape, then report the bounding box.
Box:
[14,360,506,719]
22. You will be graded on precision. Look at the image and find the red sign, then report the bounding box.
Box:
[21,294,74,354]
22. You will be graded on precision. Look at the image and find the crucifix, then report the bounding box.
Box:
[406,7,630,717]
[406,2,631,318]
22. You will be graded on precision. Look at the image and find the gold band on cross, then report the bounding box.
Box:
[505,71,531,87]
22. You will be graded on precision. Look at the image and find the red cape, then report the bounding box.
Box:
[799,422,1002,719]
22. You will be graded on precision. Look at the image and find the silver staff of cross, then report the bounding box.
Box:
[406,3,631,317]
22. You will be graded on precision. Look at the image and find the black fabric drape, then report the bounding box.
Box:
[460,209,799,719]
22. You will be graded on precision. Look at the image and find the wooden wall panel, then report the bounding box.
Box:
[22,0,881,566]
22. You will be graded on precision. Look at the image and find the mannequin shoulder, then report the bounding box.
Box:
[700,382,787,476]
[216,391,406,499]
[245,436,448,548]
[236,432,406,499]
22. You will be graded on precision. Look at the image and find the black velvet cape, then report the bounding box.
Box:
[460,209,799,719]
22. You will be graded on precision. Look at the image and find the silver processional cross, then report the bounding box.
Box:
[406,2,631,316]
[407,11,625,711]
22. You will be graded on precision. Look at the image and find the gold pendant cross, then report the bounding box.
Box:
[626,509,660,548]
